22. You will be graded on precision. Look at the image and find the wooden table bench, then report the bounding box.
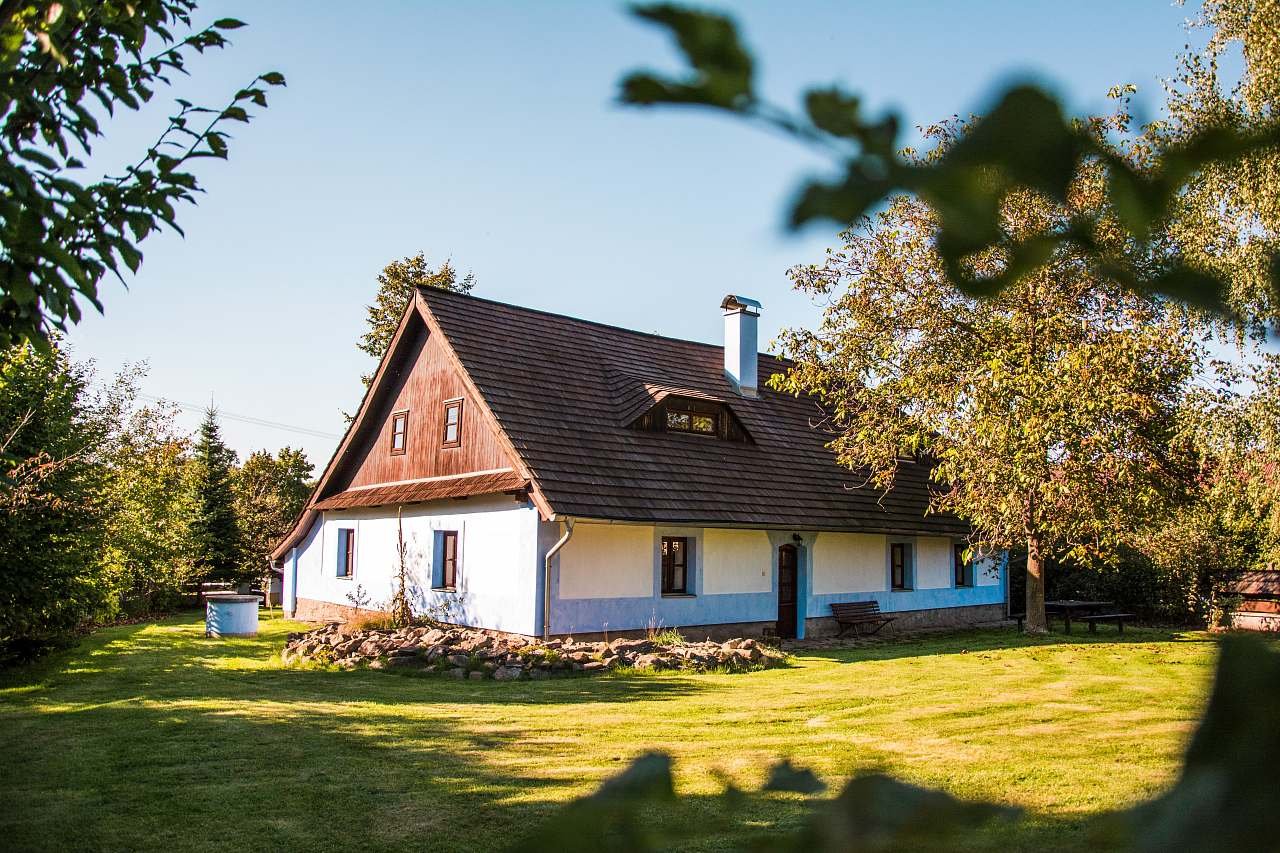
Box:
[831,601,896,637]
[1082,613,1134,634]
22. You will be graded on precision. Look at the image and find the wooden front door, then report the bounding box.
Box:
[777,544,798,639]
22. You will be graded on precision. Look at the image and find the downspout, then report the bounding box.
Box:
[543,518,575,642]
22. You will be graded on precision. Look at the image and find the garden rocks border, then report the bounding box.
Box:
[281,623,788,679]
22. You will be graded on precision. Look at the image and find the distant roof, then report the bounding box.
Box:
[1229,570,1280,597]
[418,288,965,535]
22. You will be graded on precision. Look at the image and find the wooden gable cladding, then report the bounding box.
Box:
[332,320,517,492]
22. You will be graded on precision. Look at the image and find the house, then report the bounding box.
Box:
[1227,570,1280,632]
[270,289,1007,640]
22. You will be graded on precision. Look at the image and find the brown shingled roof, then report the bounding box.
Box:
[417,288,966,536]
[312,470,529,510]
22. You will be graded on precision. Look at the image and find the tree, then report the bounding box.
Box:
[358,252,474,381]
[233,446,312,595]
[1153,0,1280,337]
[770,124,1202,633]
[0,339,120,658]
[618,3,1280,318]
[101,399,198,616]
[0,2,285,346]
[187,407,240,586]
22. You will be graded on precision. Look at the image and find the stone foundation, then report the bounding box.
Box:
[804,603,1007,638]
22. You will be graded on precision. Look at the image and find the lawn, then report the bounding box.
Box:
[0,613,1220,852]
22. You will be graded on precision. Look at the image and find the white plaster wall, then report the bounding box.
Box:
[916,537,954,589]
[558,523,654,599]
[291,495,541,634]
[702,529,773,594]
[812,533,886,594]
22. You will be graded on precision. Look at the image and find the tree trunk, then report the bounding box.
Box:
[1024,533,1048,633]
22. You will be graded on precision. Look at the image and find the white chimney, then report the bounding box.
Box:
[721,294,762,397]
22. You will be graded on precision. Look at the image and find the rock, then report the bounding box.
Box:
[448,668,466,679]
[446,653,470,668]
[358,640,382,657]
[494,666,523,681]
[367,659,386,670]
[468,671,485,680]
[634,654,662,670]
[582,660,606,672]
[387,655,419,668]
[422,628,445,646]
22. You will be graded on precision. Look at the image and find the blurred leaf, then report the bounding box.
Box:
[763,759,827,794]
[622,4,753,110]
[793,773,1019,851]
[1107,636,1280,853]
[508,752,675,853]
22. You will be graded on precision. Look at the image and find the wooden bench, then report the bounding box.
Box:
[831,601,896,637]
[1009,611,1026,632]
[1082,613,1135,634]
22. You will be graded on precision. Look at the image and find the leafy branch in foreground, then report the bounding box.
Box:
[0,1,286,346]
[618,3,1280,316]
[513,636,1280,852]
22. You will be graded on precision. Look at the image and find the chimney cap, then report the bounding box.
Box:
[721,294,762,314]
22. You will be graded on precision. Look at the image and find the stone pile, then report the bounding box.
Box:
[281,623,787,680]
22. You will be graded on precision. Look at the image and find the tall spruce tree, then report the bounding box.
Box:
[358,252,475,384]
[188,407,241,585]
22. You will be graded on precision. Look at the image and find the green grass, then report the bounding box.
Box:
[0,612,1222,852]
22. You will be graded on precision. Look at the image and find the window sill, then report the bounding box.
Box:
[891,587,913,593]
[335,575,353,581]
[661,592,695,598]
[432,587,458,593]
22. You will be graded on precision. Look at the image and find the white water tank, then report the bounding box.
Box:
[205,593,260,638]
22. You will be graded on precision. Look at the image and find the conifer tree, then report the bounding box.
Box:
[358,252,475,384]
[188,408,241,585]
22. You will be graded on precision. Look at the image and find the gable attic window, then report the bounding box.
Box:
[442,399,463,448]
[390,410,408,455]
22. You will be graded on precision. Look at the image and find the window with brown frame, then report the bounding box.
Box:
[390,411,408,455]
[336,528,355,578]
[442,399,463,447]
[661,536,690,595]
[435,530,459,590]
[890,542,912,591]
[665,408,718,436]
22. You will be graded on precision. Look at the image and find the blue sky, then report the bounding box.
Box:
[67,0,1205,467]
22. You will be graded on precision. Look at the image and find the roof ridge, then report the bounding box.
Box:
[417,285,788,363]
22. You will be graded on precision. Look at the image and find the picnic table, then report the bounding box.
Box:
[1045,600,1115,635]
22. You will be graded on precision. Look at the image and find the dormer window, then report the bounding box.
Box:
[666,409,718,436]
[390,411,408,455]
[442,399,463,448]
[630,394,751,443]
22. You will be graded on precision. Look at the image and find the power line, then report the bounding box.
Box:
[137,394,343,440]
